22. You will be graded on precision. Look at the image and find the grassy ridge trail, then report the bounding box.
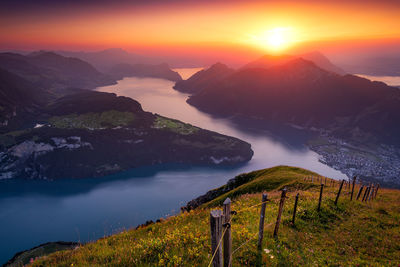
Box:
[29,166,400,266]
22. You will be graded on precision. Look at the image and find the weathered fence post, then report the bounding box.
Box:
[257,193,268,250]
[210,210,223,267]
[356,185,364,200]
[374,184,380,198]
[369,185,375,201]
[292,193,299,225]
[362,185,370,202]
[334,180,345,206]
[223,198,232,267]
[350,176,356,200]
[318,183,324,212]
[273,188,287,238]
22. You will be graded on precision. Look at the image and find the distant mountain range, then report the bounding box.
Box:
[174,52,346,95]
[187,58,399,144]
[0,51,253,180]
[0,51,115,93]
[57,48,151,73]
[182,55,400,187]
[0,50,186,93]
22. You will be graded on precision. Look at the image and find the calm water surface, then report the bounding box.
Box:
[1,68,350,263]
[357,74,400,87]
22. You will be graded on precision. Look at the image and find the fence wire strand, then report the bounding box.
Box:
[207,215,234,267]
[208,198,274,266]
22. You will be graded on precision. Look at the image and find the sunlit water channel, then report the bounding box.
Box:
[0,68,353,263]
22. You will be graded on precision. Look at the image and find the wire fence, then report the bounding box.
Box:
[206,176,380,267]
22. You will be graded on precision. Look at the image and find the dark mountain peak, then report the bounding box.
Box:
[241,51,346,75]
[0,51,115,92]
[188,54,400,136]
[234,57,331,83]
[273,57,327,74]
[173,62,235,94]
[209,62,230,69]
[240,54,294,70]
[300,51,347,75]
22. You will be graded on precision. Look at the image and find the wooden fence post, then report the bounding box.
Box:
[318,183,324,212]
[273,188,287,238]
[325,177,327,186]
[257,193,268,250]
[223,198,232,267]
[292,193,299,225]
[356,185,364,200]
[374,184,380,198]
[369,185,375,201]
[334,180,345,206]
[210,210,223,267]
[362,186,370,202]
[350,176,356,200]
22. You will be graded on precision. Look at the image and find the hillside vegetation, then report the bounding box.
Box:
[28,166,400,266]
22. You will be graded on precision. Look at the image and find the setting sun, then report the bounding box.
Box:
[249,27,296,53]
[266,28,290,49]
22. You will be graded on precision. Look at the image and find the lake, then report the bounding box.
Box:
[356,74,400,88]
[0,68,347,264]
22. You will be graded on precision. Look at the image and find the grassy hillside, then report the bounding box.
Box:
[28,166,400,266]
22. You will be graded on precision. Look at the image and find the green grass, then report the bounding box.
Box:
[29,166,400,266]
[7,242,78,266]
[153,116,199,135]
[48,111,135,129]
[204,166,318,207]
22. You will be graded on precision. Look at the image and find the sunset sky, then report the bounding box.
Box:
[1,0,400,56]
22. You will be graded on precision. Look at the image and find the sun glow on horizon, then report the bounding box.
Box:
[249,27,297,53]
